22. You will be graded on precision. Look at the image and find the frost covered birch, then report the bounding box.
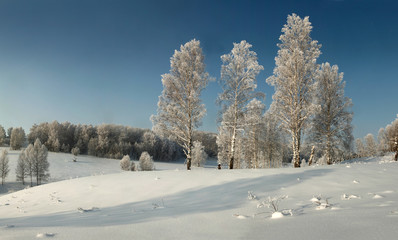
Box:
[244,99,265,168]
[0,149,9,185]
[26,139,49,186]
[267,14,321,167]
[311,63,353,164]
[217,40,263,169]
[151,39,209,170]
[16,149,28,185]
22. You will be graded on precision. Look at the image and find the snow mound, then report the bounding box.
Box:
[271,212,284,219]
[372,194,384,199]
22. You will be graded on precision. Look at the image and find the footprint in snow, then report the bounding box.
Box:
[382,190,394,194]
[3,225,15,228]
[78,207,99,213]
[368,193,384,199]
[233,214,248,219]
[341,194,360,200]
[36,233,56,238]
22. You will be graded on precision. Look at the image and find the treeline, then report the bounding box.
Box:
[356,115,398,158]
[0,122,217,161]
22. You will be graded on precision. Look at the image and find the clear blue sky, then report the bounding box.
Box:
[0,0,397,140]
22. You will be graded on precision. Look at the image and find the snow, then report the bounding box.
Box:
[1,149,398,240]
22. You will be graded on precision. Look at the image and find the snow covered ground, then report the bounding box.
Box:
[1,149,398,240]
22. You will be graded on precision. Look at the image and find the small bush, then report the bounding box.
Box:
[139,152,154,171]
[120,155,131,171]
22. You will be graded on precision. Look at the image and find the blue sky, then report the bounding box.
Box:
[0,0,397,140]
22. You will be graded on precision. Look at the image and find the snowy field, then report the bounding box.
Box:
[1,149,398,240]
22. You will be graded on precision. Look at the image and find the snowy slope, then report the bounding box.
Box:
[1,152,398,240]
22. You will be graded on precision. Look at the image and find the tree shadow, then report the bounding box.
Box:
[0,168,333,228]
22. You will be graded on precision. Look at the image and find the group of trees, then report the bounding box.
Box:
[2,14,364,171]
[152,14,354,169]
[0,139,50,186]
[27,121,185,161]
[16,139,50,186]
[357,115,398,159]
[0,121,217,164]
[0,126,26,150]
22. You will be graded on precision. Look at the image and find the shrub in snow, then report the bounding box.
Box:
[191,141,207,167]
[300,159,307,168]
[257,195,288,213]
[120,155,131,171]
[248,191,257,200]
[71,147,80,162]
[311,195,332,210]
[0,149,10,185]
[130,161,136,171]
[139,152,154,171]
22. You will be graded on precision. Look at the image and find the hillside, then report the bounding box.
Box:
[1,151,398,240]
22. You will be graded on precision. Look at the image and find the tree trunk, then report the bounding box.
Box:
[292,133,301,168]
[187,138,192,170]
[308,146,315,166]
[229,127,237,169]
[187,157,191,170]
[395,137,398,161]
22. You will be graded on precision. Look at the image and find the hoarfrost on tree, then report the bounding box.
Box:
[310,62,353,164]
[217,40,264,169]
[267,13,321,167]
[151,39,210,170]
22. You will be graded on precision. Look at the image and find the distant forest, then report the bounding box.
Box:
[1,121,217,161]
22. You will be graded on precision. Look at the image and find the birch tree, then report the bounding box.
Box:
[0,149,9,185]
[26,139,49,186]
[16,149,28,185]
[244,98,265,168]
[266,14,321,167]
[311,63,353,164]
[217,40,264,169]
[261,112,286,168]
[355,138,366,158]
[151,39,209,170]
[0,125,5,146]
[364,133,377,157]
